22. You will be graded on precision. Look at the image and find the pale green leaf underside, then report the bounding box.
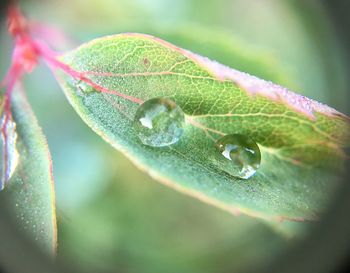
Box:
[57,33,349,221]
[0,90,57,253]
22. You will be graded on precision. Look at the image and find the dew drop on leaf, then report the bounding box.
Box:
[0,112,20,190]
[75,80,96,95]
[215,134,261,179]
[133,98,185,147]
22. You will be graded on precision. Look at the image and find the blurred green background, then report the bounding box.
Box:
[1,0,348,272]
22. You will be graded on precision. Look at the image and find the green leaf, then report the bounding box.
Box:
[0,90,57,254]
[57,33,350,221]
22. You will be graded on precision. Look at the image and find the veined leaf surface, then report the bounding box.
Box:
[57,33,350,221]
[0,90,57,254]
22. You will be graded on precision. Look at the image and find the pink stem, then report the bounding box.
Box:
[2,3,144,137]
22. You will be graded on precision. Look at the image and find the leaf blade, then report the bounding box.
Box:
[0,89,57,254]
[57,33,349,221]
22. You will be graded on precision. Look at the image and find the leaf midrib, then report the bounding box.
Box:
[56,56,342,168]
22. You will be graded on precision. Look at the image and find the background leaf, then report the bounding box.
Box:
[0,89,57,254]
[145,26,296,89]
[57,34,349,221]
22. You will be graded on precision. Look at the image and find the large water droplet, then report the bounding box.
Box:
[1,113,20,190]
[215,134,261,179]
[133,98,185,147]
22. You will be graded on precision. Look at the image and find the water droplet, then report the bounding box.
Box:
[133,98,185,147]
[215,134,261,179]
[74,79,96,95]
[0,112,20,190]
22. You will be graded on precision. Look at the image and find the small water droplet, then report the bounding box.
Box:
[215,134,261,179]
[74,79,96,95]
[1,112,20,190]
[133,98,185,147]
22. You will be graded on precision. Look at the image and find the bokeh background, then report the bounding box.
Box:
[1,0,349,272]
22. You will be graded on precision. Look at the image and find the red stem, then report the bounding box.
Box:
[1,3,144,137]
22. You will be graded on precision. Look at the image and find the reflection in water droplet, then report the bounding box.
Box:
[133,98,185,147]
[215,134,261,179]
[0,112,20,190]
